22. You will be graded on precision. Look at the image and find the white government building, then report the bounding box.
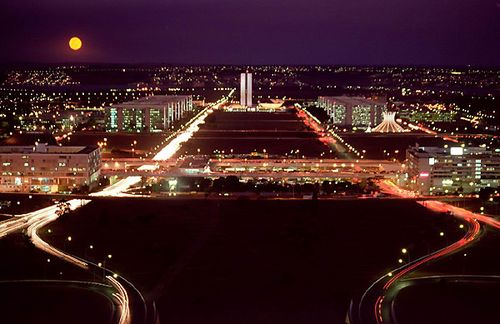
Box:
[0,143,102,193]
[240,72,252,107]
[317,96,386,129]
[105,95,193,132]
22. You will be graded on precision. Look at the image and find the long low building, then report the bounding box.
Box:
[404,145,500,195]
[105,95,194,132]
[317,96,386,129]
[0,143,101,193]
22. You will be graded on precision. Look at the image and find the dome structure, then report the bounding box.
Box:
[372,112,405,133]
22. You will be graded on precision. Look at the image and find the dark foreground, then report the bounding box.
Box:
[39,199,465,323]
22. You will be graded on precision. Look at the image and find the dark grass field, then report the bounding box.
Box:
[204,111,310,131]
[448,199,500,216]
[341,133,449,161]
[0,194,56,215]
[60,131,168,158]
[393,279,500,324]
[177,137,337,157]
[0,233,91,282]
[387,218,500,324]
[41,198,463,324]
[0,282,114,324]
[412,227,500,278]
[0,232,112,324]
[178,110,336,157]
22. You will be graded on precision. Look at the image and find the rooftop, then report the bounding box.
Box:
[318,96,386,106]
[0,143,99,155]
[110,95,192,109]
[408,146,499,157]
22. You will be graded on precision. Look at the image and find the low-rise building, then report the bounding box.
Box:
[105,95,193,132]
[0,143,101,193]
[317,96,386,129]
[404,145,500,195]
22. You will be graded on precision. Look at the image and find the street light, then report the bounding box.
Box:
[401,248,410,262]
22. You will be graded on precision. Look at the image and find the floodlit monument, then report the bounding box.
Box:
[372,112,405,133]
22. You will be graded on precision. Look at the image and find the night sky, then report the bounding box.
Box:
[1,0,499,65]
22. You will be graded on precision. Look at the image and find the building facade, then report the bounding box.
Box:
[404,145,500,195]
[317,96,386,128]
[105,95,193,132]
[0,143,101,193]
[240,72,252,107]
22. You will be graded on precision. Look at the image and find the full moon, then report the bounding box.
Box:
[69,37,82,51]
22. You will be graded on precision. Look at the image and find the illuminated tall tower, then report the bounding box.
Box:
[240,72,252,107]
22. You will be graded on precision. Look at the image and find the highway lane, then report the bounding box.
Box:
[0,200,88,239]
[354,180,499,324]
[373,217,481,324]
[102,170,400,179]
[27,199,91,269]
[0,94,232,324]
[295,104,357,159]
[107,275,131,324]
[0,95,231,237]
[354,207,481,323]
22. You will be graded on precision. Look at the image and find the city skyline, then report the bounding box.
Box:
[1,0,499,65]
[0,0,499,322]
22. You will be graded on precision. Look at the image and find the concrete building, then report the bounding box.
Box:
[371,112,405,133]
[317,96,386,128]
[240,72,252,107]
[404,145,500,195]
[105,95,193,132]
[0,143,101,193]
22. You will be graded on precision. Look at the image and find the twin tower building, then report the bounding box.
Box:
[240,72,252,107]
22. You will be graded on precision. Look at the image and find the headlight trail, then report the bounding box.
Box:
[365,180,494,324]
[0,93,232,324]
[26,199,91,269]
[107,275,131,324]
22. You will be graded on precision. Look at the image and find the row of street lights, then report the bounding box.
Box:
[45,230,116,281]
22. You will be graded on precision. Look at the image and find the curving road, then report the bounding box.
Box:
[0,94,232,324]
[353,180,500,324]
